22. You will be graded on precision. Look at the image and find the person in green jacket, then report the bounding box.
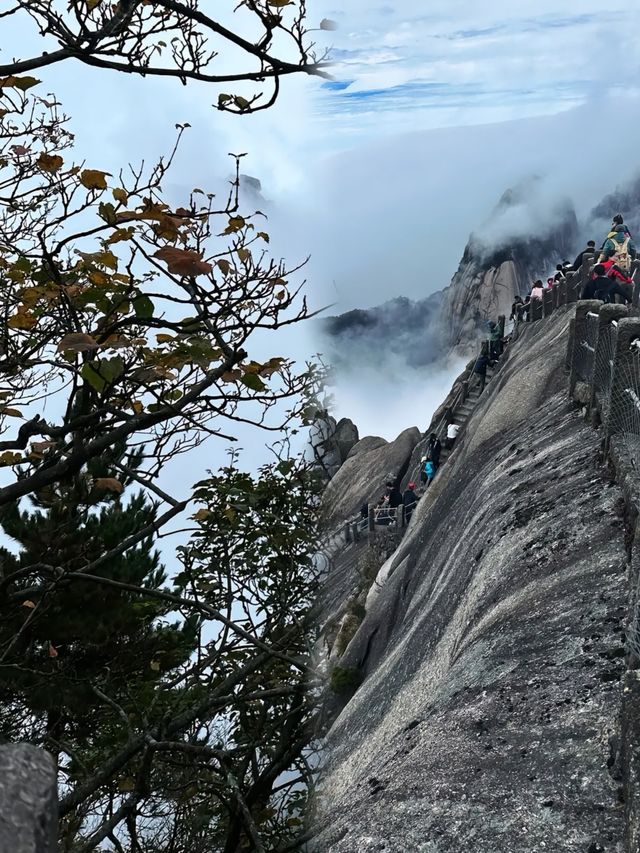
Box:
[600,222,637,273]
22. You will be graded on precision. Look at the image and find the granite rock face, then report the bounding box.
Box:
[0,744,57,853]
[320,426,421,526]
[310,412,360,480]
[313,308,627,852]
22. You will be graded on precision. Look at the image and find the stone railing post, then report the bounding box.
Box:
[531,299,543,321]
[569,300,602,396]
[565,318,576,369]
[460,379,469,404]
[344,522,352,545]
[589,303,627,414]
[542,289,553,317]
[603,317,640,453]
[559,276,568,305]
[0,745,57,853]
[352,521,360,542]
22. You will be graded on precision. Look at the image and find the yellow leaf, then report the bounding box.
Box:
[112,187,128,204]
[237,248,250,264]
[132,401,144,415]
[1,408,22,418]
[79,169,109,190]
[7,312,37,330]
[193,508,212,521]
[217,259,231,275]
[22,600,36,609]
[257,231,270,243]
[0,451,22,466]
[149,660,161,672]
[57,333,99,353]
[88,270,109,286]
[36,153,64,173]
[156,334,174,343]
[93,477,124,494]
[224,216,245,234]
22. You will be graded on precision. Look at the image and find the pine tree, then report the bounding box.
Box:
[0,453,198,773]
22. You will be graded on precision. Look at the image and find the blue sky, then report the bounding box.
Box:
[310,2,640,149]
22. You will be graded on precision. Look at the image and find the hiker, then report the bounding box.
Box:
[386,479,402,506]
[530,280,544,300]
[581,264,630,303]
[572,240,596,270]
[419,455,428,485]
[473,352,493,392]
[510,296,523,321]
[375,492,392,525]
[424,459,436,487]
[402,482,418,522]
[599,222,636,272]
[601,258,634,285]
[445,422,460,450]
[553,264,566,282]
[489,322,502,358]
[546,277,555,289]
[427,433,442,468]
[519,294,531,322]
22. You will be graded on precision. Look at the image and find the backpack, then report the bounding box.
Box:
[610,235,632,271]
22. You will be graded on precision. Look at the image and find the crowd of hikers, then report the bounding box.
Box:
[511,213,638,322]
[356,212,637,534]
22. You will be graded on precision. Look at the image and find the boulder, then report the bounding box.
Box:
[320,426,421,526]
[333,418,359,463]
[347,436,387,459]
[0,744,57,853]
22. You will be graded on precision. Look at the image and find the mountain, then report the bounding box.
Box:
[321,179,582,362]
[313,306,629,851]
[441,185,578,351]
[322,292,445,370]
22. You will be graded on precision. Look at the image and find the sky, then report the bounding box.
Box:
[3,0,640,452]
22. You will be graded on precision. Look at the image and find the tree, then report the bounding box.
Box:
[0,450,198,769]
[0,79,320,509]
[1,1,332,113]
[0,12,328,850]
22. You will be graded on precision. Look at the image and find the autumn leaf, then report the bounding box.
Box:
[154,246,213,277]
[57,333,100,353]
[48,643,58,658]
[118,777,136,792]
[149,660,161,672]
[132,401,144,415]
[224,216,245,234]
[0,75,41,91]
[36,152,64,173]
[234,95,250,111]
[241,373,266,392]
[257,231,270,243]
[0,451,22,466]
[237,247,250,264]
[156,334,174,343]
[7,312,37,330]
[79,169,110,190]
[22,600,36,610]
[0,407,23,418]
[112,187,128,204]
[193,508,212,521]
[94,477,124,494]
[217,259,231,275]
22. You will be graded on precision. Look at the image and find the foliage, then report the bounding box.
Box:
[329,666,361,696]
[0,1,332,114]
[0,80,321,508]
[0,66,327,853]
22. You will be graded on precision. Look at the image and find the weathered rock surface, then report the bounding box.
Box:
[0,744,57,853]
[347,436,387,459]
[313,308,627,852]
[310,412,360,480]
[440,186,578,353]
[320,427,421,526]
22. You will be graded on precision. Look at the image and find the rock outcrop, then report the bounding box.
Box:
[313,308,626,852]
[309,410,360,480]
[439,184,579,352]
[320,426,421,526]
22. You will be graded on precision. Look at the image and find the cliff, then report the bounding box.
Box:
[313,307,629,851]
